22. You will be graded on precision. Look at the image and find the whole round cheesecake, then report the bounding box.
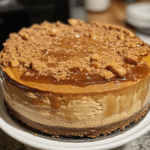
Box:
[0,19,150,138]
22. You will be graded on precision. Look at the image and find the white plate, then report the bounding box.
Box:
[126,3,150,28]
[0,88,150,150]
[126,15,150,28]
[126,3,150,21]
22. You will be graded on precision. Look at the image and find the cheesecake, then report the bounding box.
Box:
[0,19,150,138]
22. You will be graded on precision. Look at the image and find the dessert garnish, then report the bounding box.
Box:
[1,19,150,86]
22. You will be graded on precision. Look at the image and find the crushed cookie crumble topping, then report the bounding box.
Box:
[0,19,150,82]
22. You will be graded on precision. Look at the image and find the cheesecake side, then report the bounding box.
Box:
[1,65,150,137]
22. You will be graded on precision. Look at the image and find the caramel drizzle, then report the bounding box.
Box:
[38,37,104,63]
[7,36,150,87]
[20,64,150,87]
[20,37,150,86]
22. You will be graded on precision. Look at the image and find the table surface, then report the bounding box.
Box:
[0,129,26,150]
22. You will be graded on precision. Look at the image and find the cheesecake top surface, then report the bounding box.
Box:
[0,19,150,94]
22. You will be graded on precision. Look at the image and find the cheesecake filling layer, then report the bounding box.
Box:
[1,70,150,128]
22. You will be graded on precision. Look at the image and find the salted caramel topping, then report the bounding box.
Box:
[0,19,150,86]
[19,63,150,86]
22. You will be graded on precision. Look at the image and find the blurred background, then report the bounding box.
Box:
[0,0,150,51]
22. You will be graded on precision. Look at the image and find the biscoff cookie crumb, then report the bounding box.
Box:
[0,19,150,81]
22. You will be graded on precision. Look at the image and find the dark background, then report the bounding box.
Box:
[0,0,69,50]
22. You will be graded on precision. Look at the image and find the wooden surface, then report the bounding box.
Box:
[87,0,150,32]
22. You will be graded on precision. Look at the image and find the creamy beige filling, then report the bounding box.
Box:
[2,72,150,128]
